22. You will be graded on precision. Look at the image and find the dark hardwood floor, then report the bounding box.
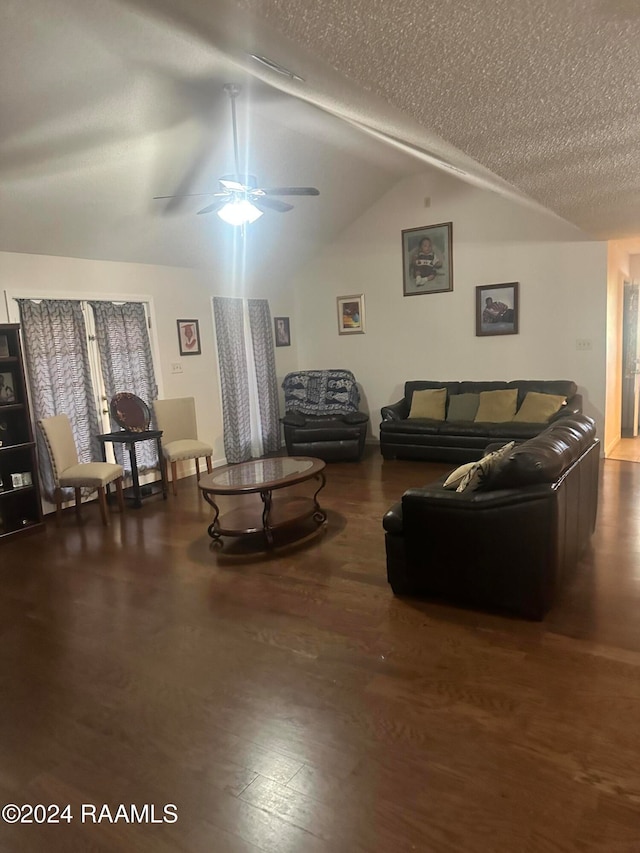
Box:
[1,448,640,852]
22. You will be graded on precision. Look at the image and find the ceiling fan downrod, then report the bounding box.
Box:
[223,83,242,180]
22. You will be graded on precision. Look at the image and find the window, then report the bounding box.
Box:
[14,297,159,497]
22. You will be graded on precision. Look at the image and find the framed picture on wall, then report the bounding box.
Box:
[401,222,453,296]
[177,319,201,355]
[476,282,520,336]
[0,335,9,358]
[0,371,16,404]
[274,317,291,347]
[337,294,365,335]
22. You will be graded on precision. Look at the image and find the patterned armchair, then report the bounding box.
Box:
[280,370,369,462]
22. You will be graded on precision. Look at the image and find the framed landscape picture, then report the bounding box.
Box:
[402,222,453,296]
[337,294,365,335]
[476,282,520,336]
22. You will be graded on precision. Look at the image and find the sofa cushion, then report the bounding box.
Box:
[409,388,447,420]
[455,442,516,492]
[446,393,480,421]
[474,389,518,423]
[513,391,566,423]
[488,415,597,488]
[507,379,577,408]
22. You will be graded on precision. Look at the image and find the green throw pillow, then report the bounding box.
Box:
[408,388,447,420]
[474,389,518,423]
[446,393,480,421]
[512,391,566,423]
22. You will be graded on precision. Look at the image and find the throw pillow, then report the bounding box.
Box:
[512,391,566,423]
[408,388,447,420]
[456,441,516,493]
[443,460,478,490]
[474,389,518,423]
[446,393,480,421]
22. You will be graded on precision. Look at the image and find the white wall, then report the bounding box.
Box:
[631,255,640,281]
[290,171,608,438]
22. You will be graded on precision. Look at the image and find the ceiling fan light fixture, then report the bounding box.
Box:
[216,198,263,226]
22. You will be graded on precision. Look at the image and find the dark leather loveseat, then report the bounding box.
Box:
[380,379,582,463]
[281,369,369,462]
[382,414,599,619]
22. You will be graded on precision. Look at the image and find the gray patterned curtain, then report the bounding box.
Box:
[248,299,280,453]
[18,299,101,502]
[213,297,252,463]
[89,301,159,472]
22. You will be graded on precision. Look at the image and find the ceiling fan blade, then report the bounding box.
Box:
[197,199,228,215]
[253,197,294,213]
[262,187,320,196]
[219,179,246,191]
[154,192,224,200]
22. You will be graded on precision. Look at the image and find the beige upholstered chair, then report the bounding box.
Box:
[38,414,125,525]
[152,397,213,495]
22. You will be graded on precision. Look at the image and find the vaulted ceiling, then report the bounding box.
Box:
[2,0,639,282]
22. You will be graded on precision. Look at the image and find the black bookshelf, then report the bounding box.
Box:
[0,324,44,540]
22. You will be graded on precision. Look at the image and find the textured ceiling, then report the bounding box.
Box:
[233,0,640,241]
[1,0,639,278]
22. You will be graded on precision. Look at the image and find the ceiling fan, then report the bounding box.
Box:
[154,83,320,226]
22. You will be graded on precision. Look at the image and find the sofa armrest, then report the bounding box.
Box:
[550,393,583,422]
[381,399,409,421]
[281,412,307,427]
[343,411,369,425]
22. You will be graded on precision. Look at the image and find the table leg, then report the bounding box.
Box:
[156,436,168,499]
[260,489,275,546]
[128,442,142,509]
[202,491,222,546]
[312,472,327,523]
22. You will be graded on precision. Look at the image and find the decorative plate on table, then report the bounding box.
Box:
[110,393,150,433]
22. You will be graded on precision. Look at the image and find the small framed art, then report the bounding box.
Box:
[476,282,520,336]
[274,317,291,347]
[337,294,365,335]
[402,222,453,296]
[0,371,16,404]
[177,319,201,355]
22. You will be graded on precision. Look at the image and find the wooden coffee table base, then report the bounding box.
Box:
[199,458,327,549]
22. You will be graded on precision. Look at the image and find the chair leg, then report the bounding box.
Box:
[115,477,125,515]
[97,486,109,526]
[206,456,212,474]
[75,488,83,524]
[55,489,62,525]
[195,458,201,482]
[171,461,178,496]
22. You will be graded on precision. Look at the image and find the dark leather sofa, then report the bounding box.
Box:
[382,414,599,619]
[281,369,369,462]
[380,379,582,463]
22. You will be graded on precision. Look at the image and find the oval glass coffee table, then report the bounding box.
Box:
[198,456,327,547]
